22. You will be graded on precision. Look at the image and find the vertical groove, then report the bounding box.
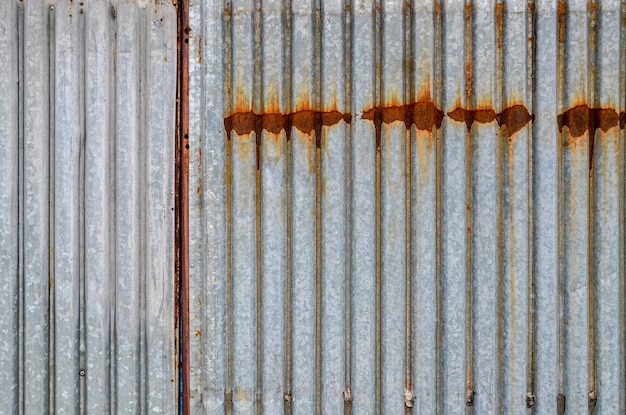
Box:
[313,1,323,414]
[526,0,537,409]
[373,0,383,414]
[494,3,504,414]
[586,2,597,412]
[48,3,57,414]
[223,0,234,413]
[342,0,353,413]
[403,0,414,413]
[252,1,263,414]
[556,1,566,411]
[139,8,149,414]
[78,2,88,411]
[177,0,192,411]
[283,0,293,413]
[433,3,444,414]
[16,2,25,414]
[108,2,117,412]
[617,1,626,412]
[463,0,475,410]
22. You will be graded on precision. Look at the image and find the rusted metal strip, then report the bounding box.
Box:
[175,0,190,413]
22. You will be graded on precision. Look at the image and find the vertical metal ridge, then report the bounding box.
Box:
[252,2,263,414]
[313,1,323,414]
[617,4,626,411]
[586,2,597,410]
[138,7,149,413]
[47,3,57,414]
[108,3,118,411]
[526,0,537,409]
[223,0,234,413]
[403,1,414,412]
[556,1,566,411]
[433,3,444,414]
[373,0,383,414]
[283,0,294,413]
[617,0,626,411]
[494,3,505,414]
[16,2,25,413]
[342,0,353,413]
[463,0,474,409]
[524,0,537,410]
[78,3,88,411]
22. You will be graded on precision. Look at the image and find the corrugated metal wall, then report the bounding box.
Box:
[0,1,177,413]
[187,0,625,414]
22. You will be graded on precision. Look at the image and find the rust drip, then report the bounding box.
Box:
[557,105,623,138]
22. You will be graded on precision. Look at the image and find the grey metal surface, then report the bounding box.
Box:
[188,0,626,414]
[0,0,177,413]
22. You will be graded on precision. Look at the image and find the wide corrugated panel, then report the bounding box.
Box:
[0,1,177,413]
[187,0,626,414]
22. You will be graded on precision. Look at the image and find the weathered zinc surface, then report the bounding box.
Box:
[0,0,177,413]
[187,0,625,414]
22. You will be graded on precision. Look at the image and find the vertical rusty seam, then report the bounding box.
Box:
[433,3,444,414]
[283,1,293,414]
[373,0,383,414]
[342,0,353,413]
[176,0,191,413]
[313,0,323,413]
[586,2,598,411]
[463,0,475,410]
[556,1,566,411]
[222,0,234,413]
[494,3,505,414]
[16,1,25,413]
[403,0,414,413]
[252,1,264,414]
[47,3,57,413]
[78,2,88,411]
[619,4,626,413]
[526,0,537,409]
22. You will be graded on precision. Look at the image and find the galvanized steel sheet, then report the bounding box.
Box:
[0,0,177,413]
[188,0,626,414]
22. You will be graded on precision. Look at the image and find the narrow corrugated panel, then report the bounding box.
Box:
[187,0,626,413]
[0,1,177,413]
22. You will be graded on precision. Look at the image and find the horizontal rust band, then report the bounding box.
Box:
[224,103,626,139]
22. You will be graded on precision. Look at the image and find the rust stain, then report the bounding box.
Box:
[224,109,350,170]
[496,3,504,51]
[224,110,350,138]
[362,101,445,132]
[557,0,566,44]
[497,105,535,137]
[448,105,534,136]
[557,105,622,138]
[195,329,202,336]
